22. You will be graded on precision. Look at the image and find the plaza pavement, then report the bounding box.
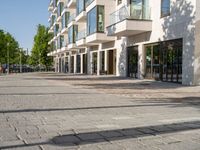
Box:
[0,73,200,150]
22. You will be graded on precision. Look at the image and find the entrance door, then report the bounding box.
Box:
[127,46,138,78]
[107,50,116,75]
[76,55,81,73]
[92,52,97,74]
[83,54,87,74]
[71,56,74,73]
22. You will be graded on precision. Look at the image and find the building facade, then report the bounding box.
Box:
[48,0,200,85]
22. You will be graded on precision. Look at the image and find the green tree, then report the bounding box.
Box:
[30,24,53,69]
[0,30,21,65]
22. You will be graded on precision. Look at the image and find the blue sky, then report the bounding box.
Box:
[0,0,49,53]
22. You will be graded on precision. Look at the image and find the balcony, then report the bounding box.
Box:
[76,11,86,22]
[48,0,54,11]
[107,5,152,36]
[68,13,76,26]
[75,0,86,22]
[67,0,76,8]
[86,33,115,44]
[85,0,94,8]
[76,29,87,47]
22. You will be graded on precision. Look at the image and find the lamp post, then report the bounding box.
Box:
[7,42,10,74]
[20,48,22,73]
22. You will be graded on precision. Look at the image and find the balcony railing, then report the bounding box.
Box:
[68,13,76,24]
[76,29,86,41]
[85,0,94,7]
[109,5,151,26]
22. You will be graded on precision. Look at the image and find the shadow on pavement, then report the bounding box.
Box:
[0,121,200,149]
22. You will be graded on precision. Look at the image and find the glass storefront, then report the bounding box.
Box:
[145,39,182,83]
[127,46,138,78]
[76,55,81,73]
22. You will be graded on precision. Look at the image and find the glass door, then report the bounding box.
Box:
[127,46,138,78]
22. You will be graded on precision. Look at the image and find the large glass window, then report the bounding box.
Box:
[68,25,78,44]
[161,0,170,17]
[76,0,85,15]
[145,39,182,83]
[130,0,149,19]
[97,6,104,32]
[62,12,70,29]
[87,6,104,35]
[54,24,59,36]
[57,2,64,16]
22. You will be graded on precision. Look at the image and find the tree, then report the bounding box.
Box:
[0,30,21,65]
[30,24,53,69]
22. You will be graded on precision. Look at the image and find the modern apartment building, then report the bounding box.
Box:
[48,0,200,85]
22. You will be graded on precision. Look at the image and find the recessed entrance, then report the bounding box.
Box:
[71,56,74,73]
[92,52,98,74]
[127,46,138,78]
[83,54,88,74]
[107,50,116,75]
[76,55,81,73]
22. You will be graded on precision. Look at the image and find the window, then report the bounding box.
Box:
[118,0,122,5]
[76,0,85,15]
[87,5,104,35]
[62,12,70,29]
[68,25,78,44]
[57,2,64,16]
[161,0,170,18]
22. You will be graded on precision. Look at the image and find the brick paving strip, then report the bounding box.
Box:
[0,73,200,150]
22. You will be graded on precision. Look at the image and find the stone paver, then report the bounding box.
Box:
[0,73,200,149]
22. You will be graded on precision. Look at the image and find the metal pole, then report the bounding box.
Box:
[20,48,22,73]
[7,43,9,74]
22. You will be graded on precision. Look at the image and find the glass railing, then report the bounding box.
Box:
[109,5,151,25]
[76,29,86,41]
[85,0,94,7]
[68,13,76,24]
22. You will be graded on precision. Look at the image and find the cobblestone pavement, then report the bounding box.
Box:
[0,73,200,150]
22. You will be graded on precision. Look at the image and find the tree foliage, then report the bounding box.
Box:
[0,29,24,65]
[29,24,53,68]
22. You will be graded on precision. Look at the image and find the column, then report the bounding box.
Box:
[74,54,77,74]
[138,44,145,79]
[80,54,84,74]
[104,50,108,72]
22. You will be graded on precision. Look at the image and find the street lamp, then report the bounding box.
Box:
[7,42,10,74]
[20,48,23,73]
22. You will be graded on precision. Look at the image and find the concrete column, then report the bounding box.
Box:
[116,37,127,77]
[104,50,108,72]
[74,55,77,74]
[87,48,92,75]
[80,54,84,74]
[138,44,145,79]
[194,20,200,85]
[97,50,101,76]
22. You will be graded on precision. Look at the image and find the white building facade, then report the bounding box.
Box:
[48,0,200,85]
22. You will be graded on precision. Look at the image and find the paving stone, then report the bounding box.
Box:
[1,73,200,149]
